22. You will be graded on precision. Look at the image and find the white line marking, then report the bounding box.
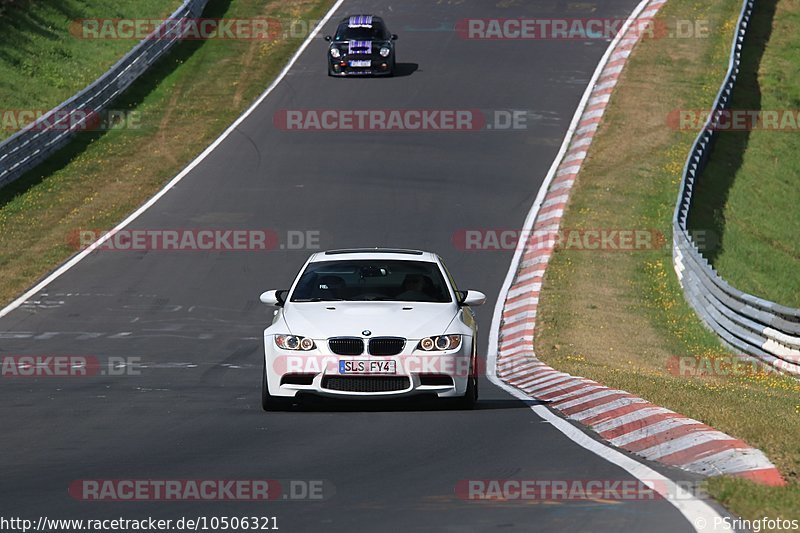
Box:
[486,0,727,529]
[1,0,732,527]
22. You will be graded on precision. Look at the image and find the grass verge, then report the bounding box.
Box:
[0,0,335,305]
[0,0,182,140]
[534,0,800,521]
[687,0,800,308]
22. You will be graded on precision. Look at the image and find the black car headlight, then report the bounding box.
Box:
[417,335,462,352]
[275,335,316,351]
[379,47,391,57]
[330,48,342,59]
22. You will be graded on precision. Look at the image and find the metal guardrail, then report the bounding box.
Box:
[672,0,800,375]
[0,0,209,188]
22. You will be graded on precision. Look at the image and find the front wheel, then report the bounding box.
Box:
[262,360,292,411]
[448,356,478,410]
[456,372,478,410]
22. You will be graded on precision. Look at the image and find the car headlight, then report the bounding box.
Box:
[275,335,316,351]
[379,47,391,57]
[330,47,341,58]
[417,335,462,352]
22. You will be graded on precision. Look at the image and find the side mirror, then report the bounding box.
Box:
[458,290,486,307]
[260,290,287,306]
[324,35,332,41]
[391,34,398,40]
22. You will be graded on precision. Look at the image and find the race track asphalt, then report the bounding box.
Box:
[0,1,723,531]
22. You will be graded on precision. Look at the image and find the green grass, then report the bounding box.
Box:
[687,0,800,308]
[0,0,182,140]
[533,0,800,522]
[0,0,334,306]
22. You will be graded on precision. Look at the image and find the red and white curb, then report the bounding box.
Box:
[493,0,784,487]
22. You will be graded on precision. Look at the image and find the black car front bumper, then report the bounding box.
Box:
[328,55,394,76]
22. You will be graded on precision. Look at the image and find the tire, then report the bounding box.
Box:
[261,360,292,411]
[448,356,478,410]
[457,372,478,410]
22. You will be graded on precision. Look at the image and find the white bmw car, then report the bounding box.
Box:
[258,248,486,410]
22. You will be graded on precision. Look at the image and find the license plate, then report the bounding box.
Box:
[339,360,396,374]
[349,60,371,67]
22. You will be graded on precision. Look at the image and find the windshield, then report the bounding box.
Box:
[291,260,452,303]
[334,23,388,41]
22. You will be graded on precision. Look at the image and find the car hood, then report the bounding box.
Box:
[281,301,458,340]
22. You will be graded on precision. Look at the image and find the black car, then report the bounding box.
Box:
[325,15,397,76]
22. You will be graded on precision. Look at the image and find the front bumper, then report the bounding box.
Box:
[264,336,472,399]
[328,56,394,76]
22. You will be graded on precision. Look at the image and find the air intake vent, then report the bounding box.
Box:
[322,376,410,392]
[280,374,315,386]
[419,374,453,387]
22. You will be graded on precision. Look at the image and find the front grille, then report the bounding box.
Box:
[328,337,364,355]
[322,376,410,393]
[368,337,405,356]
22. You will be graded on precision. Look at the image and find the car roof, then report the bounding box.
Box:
[339,15,384,25]
[308,248,438,263]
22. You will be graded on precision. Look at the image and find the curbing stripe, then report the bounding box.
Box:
[492,0,785,487]
[487,0,739,527]
[600,411,683,440]
[624,424,718,453]
[593,406,672,433]
[546,386,611,405]
[609,417,701,447]
[572,397,650,422]
[560,392,634,416]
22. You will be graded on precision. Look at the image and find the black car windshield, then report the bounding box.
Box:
[334,23,388,41]
[291,260,451,303]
